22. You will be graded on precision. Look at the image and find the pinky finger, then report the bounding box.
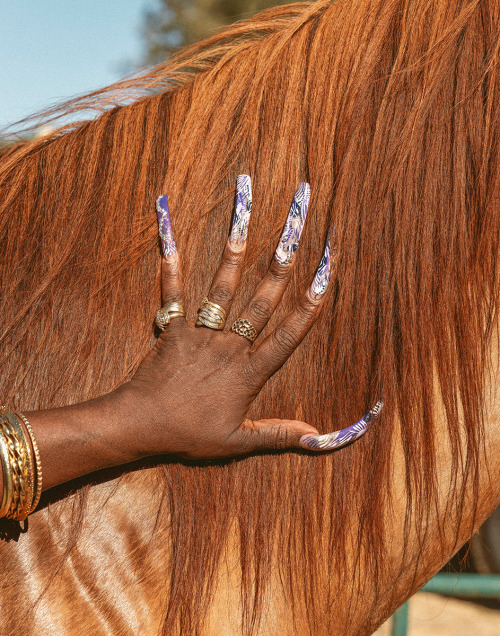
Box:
[299,401,384,451]
[157,195,184,306]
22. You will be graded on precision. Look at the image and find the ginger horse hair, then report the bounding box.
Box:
[0,1,499,634]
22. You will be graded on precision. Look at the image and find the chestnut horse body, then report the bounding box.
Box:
[1,1,499,634]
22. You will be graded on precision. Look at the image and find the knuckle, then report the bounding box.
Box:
[272,325,299,353]
[266,424,290,450]
[242,359,262,390]
[296,299,318,322]
[209,282,234,304]
[222,249,245,270]
[268,260,292,284]
[162,257,181,276]
[248,297,273,323]
[163,290,183,304]
[160,329,184,348]
[163,257,181,277]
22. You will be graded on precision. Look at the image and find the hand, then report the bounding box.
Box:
[17,177,378,496]
[122,178,333,460]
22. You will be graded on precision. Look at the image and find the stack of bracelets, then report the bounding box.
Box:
[0,407,42,521]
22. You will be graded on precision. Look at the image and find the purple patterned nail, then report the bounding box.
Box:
[299,401,383,451]
[156,195,176,258]
[274,182,310,265]
[309,229,334,299]
[229,175,253,251]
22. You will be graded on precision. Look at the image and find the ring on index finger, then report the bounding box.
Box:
[155,301,186,330]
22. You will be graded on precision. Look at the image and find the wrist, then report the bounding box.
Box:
[85,385,151,461]
[113,381,175,458]
[24,388,149,491]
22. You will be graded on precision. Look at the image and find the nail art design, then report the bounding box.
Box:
[274,182,310,265]
[299,401,384,451]
[229,175,252,251]
[156,195,176,257]
[309,229,334,299]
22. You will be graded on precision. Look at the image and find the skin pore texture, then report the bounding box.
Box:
[0,1,499,634]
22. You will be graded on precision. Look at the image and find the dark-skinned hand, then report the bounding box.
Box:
[125,179,329,459]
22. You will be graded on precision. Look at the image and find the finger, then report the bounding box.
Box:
[203,175,252,316]
[238,418,320,452]
[157,194,185,313]
[251,230,333,378]
[229,182,310,343]
[299,402,384,451]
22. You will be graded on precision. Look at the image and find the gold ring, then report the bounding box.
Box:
[155,301,186,331]
[195,298,226,330]
[231,318,257,343]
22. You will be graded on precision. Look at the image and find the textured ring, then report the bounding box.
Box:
[231,318,257,343]
[155,301,186,331]
[195,298,226,330]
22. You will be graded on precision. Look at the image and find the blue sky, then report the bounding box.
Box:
[0,0,155,130]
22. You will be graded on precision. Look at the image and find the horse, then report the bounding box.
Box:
[0,1,499,633]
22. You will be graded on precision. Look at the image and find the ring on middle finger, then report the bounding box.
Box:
[195,297,227,330]
[231,318,257,343]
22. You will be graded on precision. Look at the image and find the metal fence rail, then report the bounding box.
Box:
[391,573,500,636]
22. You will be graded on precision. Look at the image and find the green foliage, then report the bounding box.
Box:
[141,0,291,65]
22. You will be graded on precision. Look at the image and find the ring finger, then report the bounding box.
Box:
[198,175,253,328]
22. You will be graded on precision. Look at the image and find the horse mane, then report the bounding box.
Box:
[1,0,499,633]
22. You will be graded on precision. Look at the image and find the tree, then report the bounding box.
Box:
[141,0,291,65]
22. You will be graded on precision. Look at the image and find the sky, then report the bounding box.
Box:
[0,0,155,131]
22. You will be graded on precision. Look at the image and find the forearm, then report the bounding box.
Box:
[23,387,144,492]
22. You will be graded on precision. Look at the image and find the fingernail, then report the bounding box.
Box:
[229,175,253,251]
[299,401,383,451]
[274,182,310,265]
[309,228,334,299]
[156,195,177,258]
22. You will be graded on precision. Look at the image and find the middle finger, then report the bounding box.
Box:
[229,182,310,344]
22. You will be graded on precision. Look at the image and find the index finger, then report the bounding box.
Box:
[156,195,184,307]
[251,230,333,379]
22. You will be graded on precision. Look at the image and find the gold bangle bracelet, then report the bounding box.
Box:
[17,412,42,514]
[0,409,33,521]
[7,412,34,521]
[1,413,30,519]
[0,407,42,520]
[0,417,25,519]
[0,430,13,518]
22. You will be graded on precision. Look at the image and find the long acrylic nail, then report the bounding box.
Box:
[309,228,334,299]
[156,195,177,258]
[274,182,310,265]
[299,401,384,451]
[229,175,252,251]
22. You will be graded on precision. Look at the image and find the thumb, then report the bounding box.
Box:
[241,418,319,452]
